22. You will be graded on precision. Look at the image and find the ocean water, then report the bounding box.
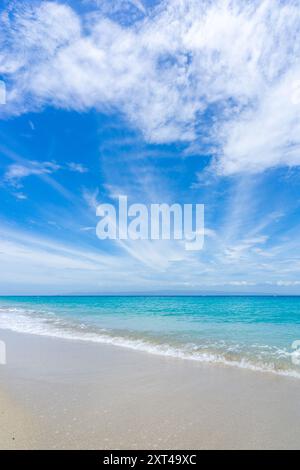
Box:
[0,296,300,378]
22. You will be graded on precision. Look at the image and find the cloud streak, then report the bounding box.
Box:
[4,161,61,187]
[3,158,88,193]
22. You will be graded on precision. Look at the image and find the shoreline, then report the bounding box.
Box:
[1,328,300,449]
[0,314,299,381]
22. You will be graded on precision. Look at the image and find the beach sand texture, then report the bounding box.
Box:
[1,329,300,450]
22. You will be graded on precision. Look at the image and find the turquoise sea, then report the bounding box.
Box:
[0,296,300,378]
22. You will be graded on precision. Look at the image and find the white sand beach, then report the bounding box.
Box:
[0,328,300,450]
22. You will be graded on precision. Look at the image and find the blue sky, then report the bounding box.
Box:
[1,0,300,294]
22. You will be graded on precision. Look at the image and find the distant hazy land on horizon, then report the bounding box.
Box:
[0,295,300,379]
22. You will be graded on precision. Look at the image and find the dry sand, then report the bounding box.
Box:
[0,328,300,449]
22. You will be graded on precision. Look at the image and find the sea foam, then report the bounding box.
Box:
[0,305,299,380]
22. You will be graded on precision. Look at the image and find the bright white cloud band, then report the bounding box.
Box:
[1,0,300,175]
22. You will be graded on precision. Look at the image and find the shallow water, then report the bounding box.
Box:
[0,295,300,378]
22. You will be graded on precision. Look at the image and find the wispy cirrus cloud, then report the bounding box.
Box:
[67,162,88,173]
[4,161,61,187]
[1,0,300,176]
[4,160,88,188]
[86,0,147,17]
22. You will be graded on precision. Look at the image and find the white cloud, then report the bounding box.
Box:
[1,0,300,174]
[87,0,147,16]
[4,160,88,189]
[4,161,61,187]
[219,67,300,174]
[13,192,28,200]
[79,226,95,232]
[276,280,300,287]
[68,162,88,173]
[228,281,256,287]
[0,224,142,293]
[83,187,100,210]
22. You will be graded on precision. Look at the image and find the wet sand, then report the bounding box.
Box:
[0,328,300,449]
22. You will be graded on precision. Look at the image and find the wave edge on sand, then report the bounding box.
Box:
[0,306,300,380]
